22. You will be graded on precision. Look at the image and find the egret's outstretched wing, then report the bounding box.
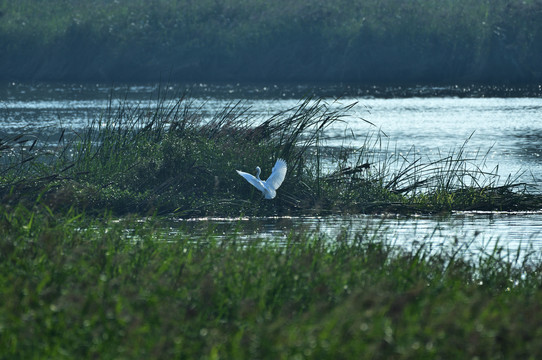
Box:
[236,170,266,192]
[265,158,287,191]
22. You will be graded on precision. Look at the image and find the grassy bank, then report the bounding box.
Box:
[1,0,541,83]
[1,204,542,359]
[1,94,539,217]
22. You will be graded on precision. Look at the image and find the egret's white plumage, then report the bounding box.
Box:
[236,158,287,199]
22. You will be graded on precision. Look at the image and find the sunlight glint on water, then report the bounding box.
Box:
[168,212,542,262]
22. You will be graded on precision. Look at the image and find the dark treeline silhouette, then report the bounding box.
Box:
[1,0,541,84]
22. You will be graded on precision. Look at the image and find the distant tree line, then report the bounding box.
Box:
[1,0,541,84]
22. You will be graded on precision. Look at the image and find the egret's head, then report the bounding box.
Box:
[255,166,261,179]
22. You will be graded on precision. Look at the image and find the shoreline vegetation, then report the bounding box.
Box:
[1,0,542,83]
[2,93,542,357]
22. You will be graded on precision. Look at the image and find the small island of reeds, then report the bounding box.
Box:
[1,94,539,217]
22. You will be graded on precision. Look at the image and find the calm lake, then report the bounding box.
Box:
[2,82,542,259]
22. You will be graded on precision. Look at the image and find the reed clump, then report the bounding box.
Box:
[0,94,540,216]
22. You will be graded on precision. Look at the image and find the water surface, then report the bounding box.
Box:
[169,212,542,262]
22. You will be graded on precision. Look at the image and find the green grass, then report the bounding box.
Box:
[1,94,539,216]
[1,203,542,359]
[1,0,541,82]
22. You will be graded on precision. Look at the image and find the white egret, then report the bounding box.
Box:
[236,158,287,199]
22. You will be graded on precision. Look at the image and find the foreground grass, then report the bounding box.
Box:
[1,204,542,359]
